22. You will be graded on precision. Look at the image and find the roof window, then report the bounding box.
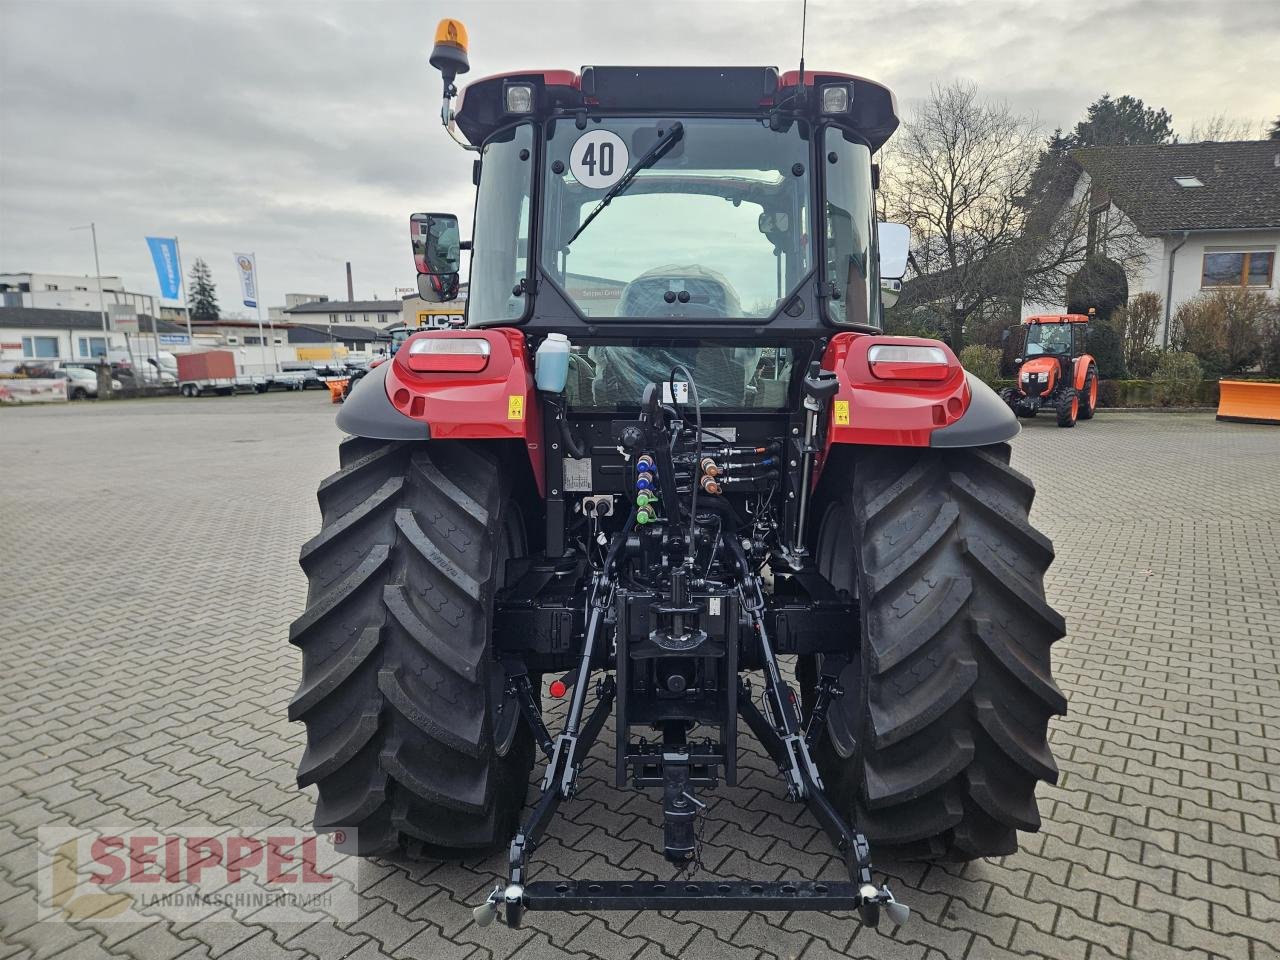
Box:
[1173,176,1204,188]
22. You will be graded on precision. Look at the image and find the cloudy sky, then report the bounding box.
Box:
[2,0,1277,316]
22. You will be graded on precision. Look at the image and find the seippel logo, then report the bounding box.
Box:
[38,827,359,924]
[50,837,132,919]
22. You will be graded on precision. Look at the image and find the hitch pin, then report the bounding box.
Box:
[680,791,706,809]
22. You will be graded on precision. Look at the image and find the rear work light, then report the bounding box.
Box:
[820,83,852,113]
[503,81,535,114]
[867,343,950,381]
[406,337,491,372]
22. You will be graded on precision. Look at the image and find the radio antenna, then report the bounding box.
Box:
[798,0,808,86]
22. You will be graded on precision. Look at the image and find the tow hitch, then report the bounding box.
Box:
[473,569,909,931]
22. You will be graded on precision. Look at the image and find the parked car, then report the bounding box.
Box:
[114,361,177,385]
[51,365,122,399]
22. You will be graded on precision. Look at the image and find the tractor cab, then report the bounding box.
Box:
[412,29,909,345]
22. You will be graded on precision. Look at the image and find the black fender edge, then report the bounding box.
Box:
[334,363,429,440]
[930,373,1020,448]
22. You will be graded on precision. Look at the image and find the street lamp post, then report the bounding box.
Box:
[70,222,110,358]
[70,222,113,395]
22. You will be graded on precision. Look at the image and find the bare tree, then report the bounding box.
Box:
[1184,114,1266,142]
[882,81,1146,349]
[881,82,1041,347]
[1018,154,1148,312]
[1114,291,1163,373]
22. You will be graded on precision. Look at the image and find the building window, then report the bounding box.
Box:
[22,336,60,358]
[1202,251,1275,288]
[44,283,59,291]
[273,337,284,345]
[329,314,338,322]
[227,336,239,345]
[244,336,263,345]
[77,336,108,358]
[345,313,354,322]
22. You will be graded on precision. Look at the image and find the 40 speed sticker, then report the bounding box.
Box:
[570,129,628,189]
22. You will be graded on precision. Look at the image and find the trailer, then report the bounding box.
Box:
[254,370,313,392]
[176,351,265,397]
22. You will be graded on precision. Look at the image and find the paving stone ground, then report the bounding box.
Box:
[1,393,1277,960]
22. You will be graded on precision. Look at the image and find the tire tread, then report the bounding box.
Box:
[815,445,1066,860]
[289,440,533,857]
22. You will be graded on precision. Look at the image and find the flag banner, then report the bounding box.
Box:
[145,237,181,300]
[234,252,258,308]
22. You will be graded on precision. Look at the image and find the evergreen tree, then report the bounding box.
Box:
[1068,256,1129,379]
[1044,127,1071,154]
[1064,94,1175,148]
[188,258,220,320]
[1270,116,1280,141]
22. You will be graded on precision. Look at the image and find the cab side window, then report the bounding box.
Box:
[823,128,875,326]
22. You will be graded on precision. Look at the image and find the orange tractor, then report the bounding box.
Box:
[1001,313,1099,427]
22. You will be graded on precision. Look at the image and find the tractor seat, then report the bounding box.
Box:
[615,265,743,319]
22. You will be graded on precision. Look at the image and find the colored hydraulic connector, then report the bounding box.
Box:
[635,455,661,522]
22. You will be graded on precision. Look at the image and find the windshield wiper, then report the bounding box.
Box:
[566,122,685,246]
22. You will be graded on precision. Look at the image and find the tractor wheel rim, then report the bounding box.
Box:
[1090,378,1098,407]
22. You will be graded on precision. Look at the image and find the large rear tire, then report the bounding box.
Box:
[1078,366,1098,420]
[289,437,534,858]
[812,444,1066,860]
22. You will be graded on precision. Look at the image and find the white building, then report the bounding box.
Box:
[1022,140,1280,345]
[0,272,160,319]
[284,298,405,329]
[269,293,329,322]
[0,306,185,366]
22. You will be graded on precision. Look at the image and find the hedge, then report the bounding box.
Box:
[990,378,1220,408]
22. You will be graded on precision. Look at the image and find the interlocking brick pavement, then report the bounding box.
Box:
[1,395,1277,959]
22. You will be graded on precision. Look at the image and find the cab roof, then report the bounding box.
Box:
[454,66,899,151]
[1024,313,1091,325]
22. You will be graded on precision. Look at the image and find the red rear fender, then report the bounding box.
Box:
[384,328,545,495]
[820,333,970,447]
[816,332,1018,468]
[1073,354,1095,390]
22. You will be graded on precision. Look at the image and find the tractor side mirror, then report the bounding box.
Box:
[411,212,461,303]
[877,222,910,280]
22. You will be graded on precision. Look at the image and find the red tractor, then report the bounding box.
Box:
[1001,313,1099,427]
[290,18,1066,931]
